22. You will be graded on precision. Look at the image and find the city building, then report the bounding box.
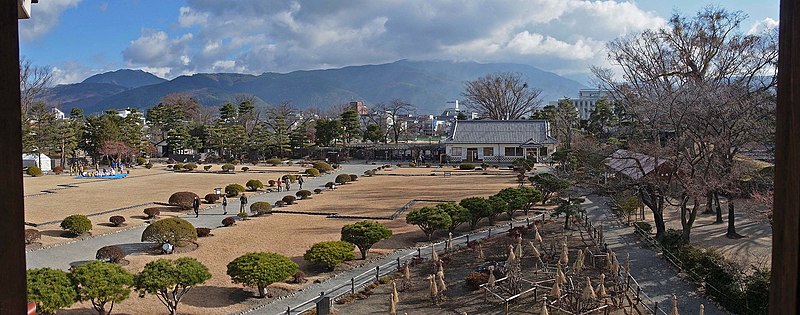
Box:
[550,89,613,120]
[443,120,557,163]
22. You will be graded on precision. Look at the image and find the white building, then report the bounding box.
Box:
[22,154,52,172]
[443,120,558,163]
[550,89,614,120]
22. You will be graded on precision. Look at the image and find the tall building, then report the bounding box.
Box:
[571,89,613,120]
[348,101,369,116]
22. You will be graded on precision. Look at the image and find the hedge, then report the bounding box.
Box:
[246,179,264,191]
[96,245,126,263]
[27,166,43,177]
[109,215,126,227]
[204,193,220,204]
[266,158,283,165]
[141,218,197,245]
[61,215,92,235]
[335,174,351,184]
[225,184,246,197]
[250,202,273,216]
[303,241,356,269]
[313,161,333,173]
[169,192,199,210]
[305,168,320,177]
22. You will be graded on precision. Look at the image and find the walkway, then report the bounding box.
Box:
[581,193,728,315]
[26,164,375,270]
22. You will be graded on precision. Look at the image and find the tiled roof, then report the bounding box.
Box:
[443,120,557,145]
[605,149,668,180]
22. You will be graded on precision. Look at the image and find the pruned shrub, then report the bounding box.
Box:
[274,200,286,208]
[282,195,297,205]
[465,272,489,290]
[408,162,416,167]
[232,159,241,165]
[203,165,212,171]
[52,165,64,175]
[227,252,298,298]
[196,227,212,237]
[144,207,160,219]
[305,168,320,177]
[266,158,283,165]
[24,229,41,244]
[145,163,154,169]
[325,182,335,188]
[267,180,276,187]
[313,161,333,173]
[61,214,92,235]
[96,245,126,263]
[26,166,43,177]
[425,163,432,168]
[364,170,375,176]
[222,217,236,227]
[241,166,250,172]
[296,190,312,200]
[222,164,235,172]
[349,174,358,181]
[169,191,199,210]
[167,164,174,169]
[288,174,297,182]
[335,174,351,184]
[204,193,220,204]
[314,188,323,194]
[174,163,184,170]
[459,163,476,170]
[141,218,197,245]
[237,212,249,220]
[136,157,147,165]
[291,271,307,284]
[246,179,264,191]
[225,184,246,197]
[183,163,197,171]
[109,215,126,227]
[303,241,356,269]
[250,202,273,216]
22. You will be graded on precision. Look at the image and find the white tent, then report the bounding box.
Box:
[22,154,52,172]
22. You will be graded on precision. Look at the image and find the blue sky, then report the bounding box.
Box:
[19,0,779,84]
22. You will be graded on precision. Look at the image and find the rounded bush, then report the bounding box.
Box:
[349,174,358,181]
[174,163,184,170]
[313,161,333,173]
[225,184,246,197]
[335,174,351,184]
[169,191,200,210]
[96,245,126,263]
[227,252,299,298]
[232,159,241,165]
[136,157,147,165]
[465,272,489,290]
[292,271,307,284]
[141,218,197,245]
[408,162,416,167]
[296,190,312,200]
[183,163,197,171]
[109,215,126,227]
[268,180,276,187]
[274,200,286,208]
[61,215,92,235]
[52,165,64,175]
[314,188,323,194]
[250,202,273,216]
[145,163,154,169]
[203,165,213,171]
[363,170,373,176]
[237,212,249,219]
[222,217,236,227]
[266,158,283,165]
[196,227,211,237]
[143,207,160,219]
[246,179,264,191]
[24,229,41,244]
[305,168,320,177]
[204,193,220,204]
[222,164,236,172]
[325,182,335,188]
[26,166,43,177]
[167,164,174,169]
[459,163,476,170]
[282,195,297,205]
[303,241,356,269]
[241,166,250,172]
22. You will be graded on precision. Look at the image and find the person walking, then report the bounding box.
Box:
[297,175,304,190]
[239,193,248,214]
[193,196,201,218]
[222,195,228,215]
[285,177,291,191]
[277,179,283,192]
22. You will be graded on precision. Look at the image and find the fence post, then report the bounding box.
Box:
[466,234,470,245]
[654,302,658,314]
[417,247,421,258]
[287,305,291,315]
[397,257,401,270]
[376,266,380,281]
[526,218,530,226]
[488,228,492,238]
[351,277,355,294]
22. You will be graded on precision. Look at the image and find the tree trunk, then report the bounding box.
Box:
[703,191,714,214]
[359,247,368,260]
[680,197,699,245]
[726,202,744,238]
[714,192,724,223]
[564,213,570,230]
[258,285,267,298]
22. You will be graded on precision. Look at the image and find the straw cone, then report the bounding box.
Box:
[535,229,543,243]
[392,281,400,303]
[390,292,397,315]
[447,232,453,251]
[437,262,445,280]
[516,238,523,258]
[549,278,561,299]
[403,263,411,281]
[556,263,566,284]
[487,266,496,288]
[507,245,517,263]
[559,244,569,265]
[429,275,439,300]
[671,295,679,315]
[573,248,585,273]
[582,276,597,301]
[530,241,541,258]
[540,298,550,315]
[436,272,447,292]
[563,236,568,247]
[477,243,485,260]
[606,252,613,270]
[625,252,631,275]
[432,244,439,263]
[699,304,704,315]
[596,274,608,298]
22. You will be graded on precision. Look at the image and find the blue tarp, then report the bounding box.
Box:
[74,174,128,179]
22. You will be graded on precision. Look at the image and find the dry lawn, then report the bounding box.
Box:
[62,168,520,315]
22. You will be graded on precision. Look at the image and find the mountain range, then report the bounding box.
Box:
[41,60,587,114]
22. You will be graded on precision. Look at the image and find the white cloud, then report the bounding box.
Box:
[749,17,779,35]
[122,31,194,77]
[178,6,208,27]
[506,32,598,60]
[19,0,81,41]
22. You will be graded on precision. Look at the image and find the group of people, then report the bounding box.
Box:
[72,161,129,177]
[275,174,304,192]
[190,174,306,218]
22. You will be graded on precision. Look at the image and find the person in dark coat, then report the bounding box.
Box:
[193,196,201,217]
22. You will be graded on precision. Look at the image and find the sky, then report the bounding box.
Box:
[19,0,780,85]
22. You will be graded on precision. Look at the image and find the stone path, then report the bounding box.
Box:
[26,164,375,270]
[581,193,728,315]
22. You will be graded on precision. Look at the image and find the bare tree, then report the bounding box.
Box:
[594,7,777,243]
[461,72,542,120]
[19,56,52,116]
[381,99,415,143]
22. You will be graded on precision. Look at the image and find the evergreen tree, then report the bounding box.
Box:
[363,124,383,143]
[218,103,238,123]
[314,118,342,147]
[340,109,361,143]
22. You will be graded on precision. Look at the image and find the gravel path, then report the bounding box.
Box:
[26,164,376,270]
[581,192,728,315]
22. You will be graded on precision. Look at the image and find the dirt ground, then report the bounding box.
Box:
[334,217,645,315]
[24,163,306,247]
[57,166,520,315]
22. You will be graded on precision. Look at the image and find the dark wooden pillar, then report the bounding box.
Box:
[771,0,800,313]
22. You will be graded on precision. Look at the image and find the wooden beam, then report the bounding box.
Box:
[0,0,27,313]
[771,0,800,313]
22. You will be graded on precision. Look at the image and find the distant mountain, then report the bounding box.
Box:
[82,69,167,89]
[41,60,586,114]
